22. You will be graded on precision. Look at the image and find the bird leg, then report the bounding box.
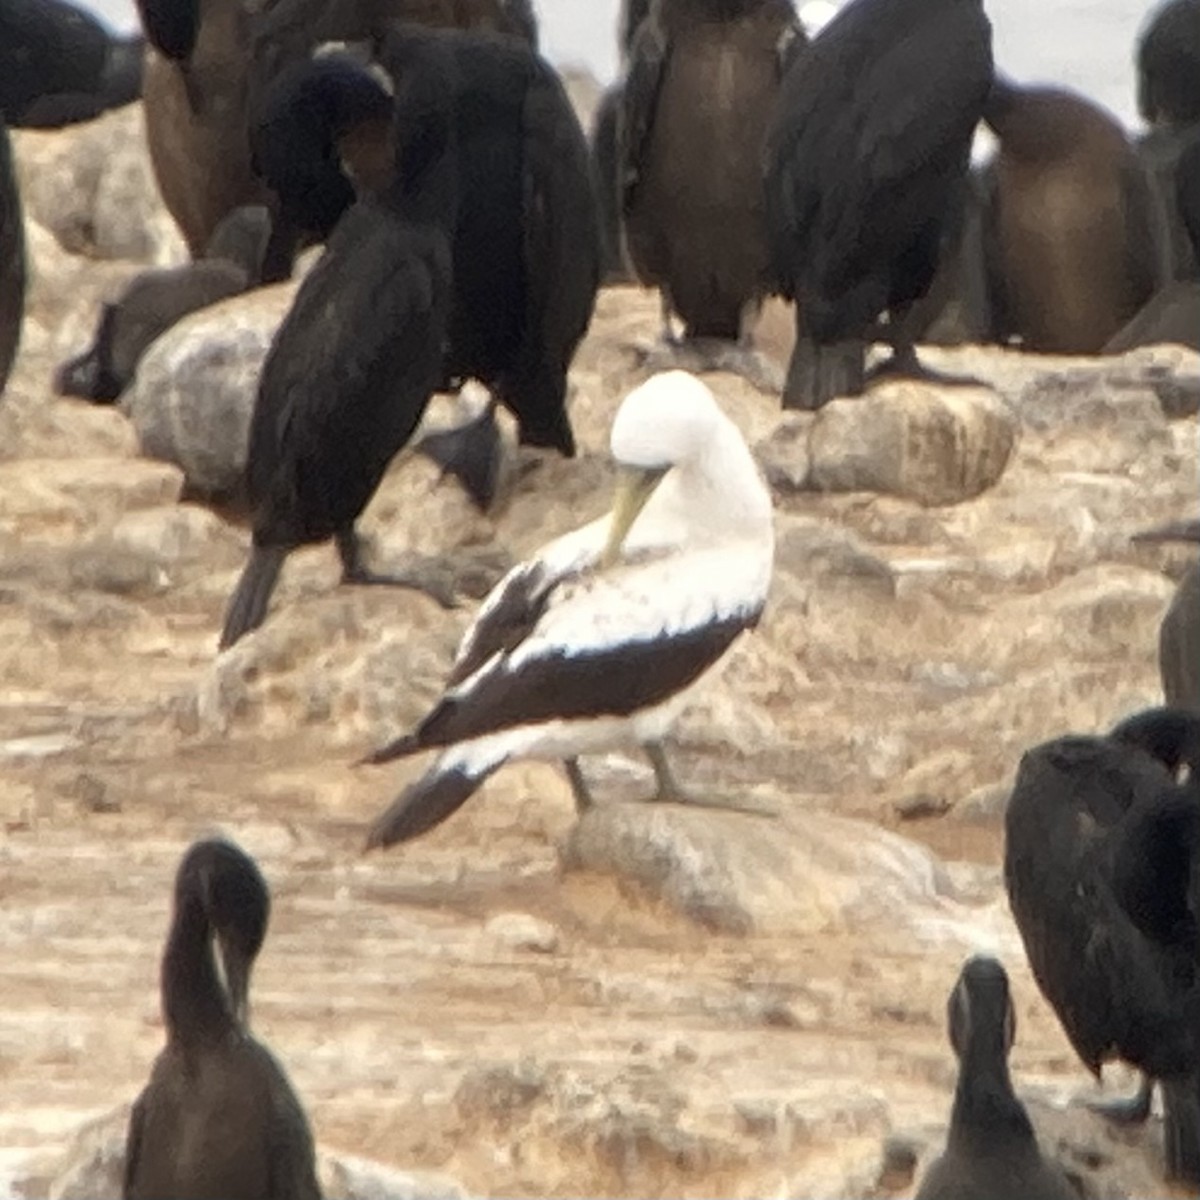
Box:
[643,743,777,816]
[563,758,596,815]
[1086,1075,1155,1126]
[335,529,460,609]
[865,306,986,390]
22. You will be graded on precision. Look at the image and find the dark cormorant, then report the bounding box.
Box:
[915,957,1077,1200]
[1004,706,1200,1186]
[123,837,321,1200]
[249,27,598,507]
[1178,131,1200,263]
[619,0,802,363]
[0,0,142,128]
[245,0,540,283]
[220,30,462,650]
[763,0,992,409]
[0,123,24,397]
[1133,519,1200,714]
[56,205,271,404]
[982,81,1169,354]
[1137,0,1200,130]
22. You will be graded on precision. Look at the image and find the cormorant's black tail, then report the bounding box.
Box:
[1162,1074,1200,1186]
[782,336,864,410]
[364,746,506,851]
[219,544,289,651]
[413,397,502,512]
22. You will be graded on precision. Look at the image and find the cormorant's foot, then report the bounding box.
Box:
[413,400,502,512]
[1086,1080,1154,1126]
[865,351,986,391]
[341,553,461,610]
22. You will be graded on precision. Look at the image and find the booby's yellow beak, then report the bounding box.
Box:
[601,465,668,568]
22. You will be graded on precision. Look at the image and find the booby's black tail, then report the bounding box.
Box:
[364,746,507,851]
[1132,519,1200,546]
[219,544,289,651]
[782,335,864,410]
[1162,1074,1200,1187]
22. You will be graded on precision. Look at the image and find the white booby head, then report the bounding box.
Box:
[363,371,775,850]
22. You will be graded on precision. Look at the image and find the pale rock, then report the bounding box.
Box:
[563,804,957,936]
[109,503,243,567]
[11,107,185,267]
[484,911,560,954]
[773,517,896,600]
[755,416,813,494]
[122,283,297,503]
[808,383,1018,506]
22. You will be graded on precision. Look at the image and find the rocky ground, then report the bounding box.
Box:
[1,103,1199,1200]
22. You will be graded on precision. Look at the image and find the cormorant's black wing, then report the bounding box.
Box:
[616,9,669,217]
[247,202,448,528]
[520,61,601,373]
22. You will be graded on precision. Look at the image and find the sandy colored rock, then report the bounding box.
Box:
[12,107,185,267]
[563,803,961,936]
[808,383,1018,506]
[122,283,297,503]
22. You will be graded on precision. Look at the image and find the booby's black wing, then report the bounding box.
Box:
[372,549,766,759]
[519,60,601,378]
[617,9,669,218]
[134,0,198,61]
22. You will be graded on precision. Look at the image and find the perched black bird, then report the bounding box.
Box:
[1137,0,1200,129]
[619,0,802,354]
[0,0,142,128]
[249,27,599,508]
[1178,130,1200,263]
[1004,706,1200,1186]
[123,837,321,1200]
[219,31,459,650]
[246,0,540,282]
[1133,519,1200,714]
[0,122,24,397]
[915,957,1077,1200]
[764,0,993,408]
[57,205,271,404]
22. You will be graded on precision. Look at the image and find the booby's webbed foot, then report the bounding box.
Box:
[413,397,502,512]
[1086,1077,1154,1126]
[643,743,778,817]
[864,346,986,391]
[564,758,596,815]
[335,530,460,610]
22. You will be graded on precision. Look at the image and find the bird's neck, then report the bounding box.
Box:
[161,897,235,1047]
[947,1052,1036,1150]
[674,424,773,546]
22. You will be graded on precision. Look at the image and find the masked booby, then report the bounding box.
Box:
[364,370,775,850]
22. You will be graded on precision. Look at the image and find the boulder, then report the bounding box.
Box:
[808,383,1018,506]
[12,106,185,267]
[121,283,297,503]
[563,802,959,936]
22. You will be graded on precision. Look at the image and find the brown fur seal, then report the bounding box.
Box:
[984,81,1170,355]
[620,0,803,343]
